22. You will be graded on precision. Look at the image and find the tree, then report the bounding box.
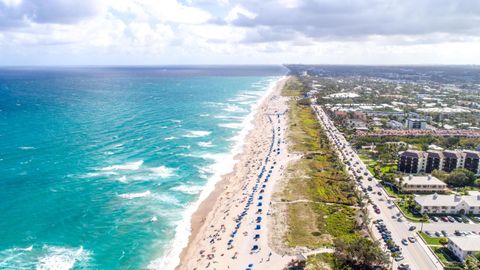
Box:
[439,237,448,245]
[463,255,480,270]
[446,168,476,187]
[334,237,390,269]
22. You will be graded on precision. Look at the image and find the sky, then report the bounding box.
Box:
[1,0,480,65]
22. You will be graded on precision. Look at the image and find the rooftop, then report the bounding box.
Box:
[401,175,446,187]
[415,193,480,207]
[448,235,480,251]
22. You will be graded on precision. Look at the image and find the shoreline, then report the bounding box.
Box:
[175,76,292,269]
[149,76,288,270]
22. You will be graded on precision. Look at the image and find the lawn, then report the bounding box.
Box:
[395,200,427,222]
[418,231,442,245]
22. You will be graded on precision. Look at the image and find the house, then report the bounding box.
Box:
[447,235,480,261]
[398,175,447,193]
[414,192,480,215]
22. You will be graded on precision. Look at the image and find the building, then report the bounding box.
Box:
[425,151,442,173]
[414,192,480,215]
[398,150,426,174]
[405,118,427,129]
[387,120,404,129]
[443,150,462,173]
[398,175,447,193]
[447,235,480,261]
[397,149,480,175]
[464,150,480,175]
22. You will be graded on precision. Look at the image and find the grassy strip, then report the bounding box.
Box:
[281,77,358,250]
[395,201,426,222]
[418,231,443,245]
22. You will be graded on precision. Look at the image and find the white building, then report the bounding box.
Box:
[447,235,480,261]
[398,175,447,193]
[414,192,480,215]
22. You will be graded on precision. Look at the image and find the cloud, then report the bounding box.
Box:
[226,0,480,43]
[0,0,101,29]
[0,0,480,65]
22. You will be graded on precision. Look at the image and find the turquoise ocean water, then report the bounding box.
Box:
[0,66,286,269]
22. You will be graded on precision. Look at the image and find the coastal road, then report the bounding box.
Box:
[311,103,442,270]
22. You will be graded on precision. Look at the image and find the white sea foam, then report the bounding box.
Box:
[19,146,35,150]
[218,122,243,129]
[112,143,124,148]
[36,245,90,270]
[100,160,143,171]
[223,104,246,113]
[118,190,151,199]
[164,136,176,141]
[199,114,210,117]
[82,171,119,178]
[183,130,211,138]
[149,166,175,178]
[197,141,214,148]
[148,75,286,270]
[170,185,204,195]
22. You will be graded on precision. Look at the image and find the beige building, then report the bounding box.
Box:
[398,175,447,193]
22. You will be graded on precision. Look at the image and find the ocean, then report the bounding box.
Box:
[0,66,287,269]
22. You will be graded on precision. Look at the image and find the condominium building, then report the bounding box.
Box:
[447,235,480,261]
[405,118,427,129]
[398,149,480,175]
[398,175,447,193]
[414,192,480,215]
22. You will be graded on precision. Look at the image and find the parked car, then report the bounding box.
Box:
[398,263,410,270]
[441,230,447,236]
[409,226,416,231]
[430,216,439,222]
[408,236,416,243]
[447,216,455,222]
[394,256,405,262]
[454,216,463,223]
[435,231,441,237]
[401,239,409,245]
[441,216,449,222]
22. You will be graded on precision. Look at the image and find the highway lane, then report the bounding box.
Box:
[311,103,441,270]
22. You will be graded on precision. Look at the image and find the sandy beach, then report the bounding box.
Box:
[176,77,299,270]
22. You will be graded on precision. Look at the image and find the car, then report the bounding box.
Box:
[408,236,416,243]
[447,216,455,222]
[394,256,405,262]
[454,230,461,236]
[397,217,403,222]
[364,172,368,176]
[368,177,373,181]
[377,191,382,196]
[435,231,441,237]
[375,209,381,214]
[441,216,449,222]
[398,263,410,270]
[431,216,439,222]
[454,216,463,223]
[367,186,373,191]
[409,226,416,231]
[441,230,447,236]
[425,231,433,236]
[401,239,408,245]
